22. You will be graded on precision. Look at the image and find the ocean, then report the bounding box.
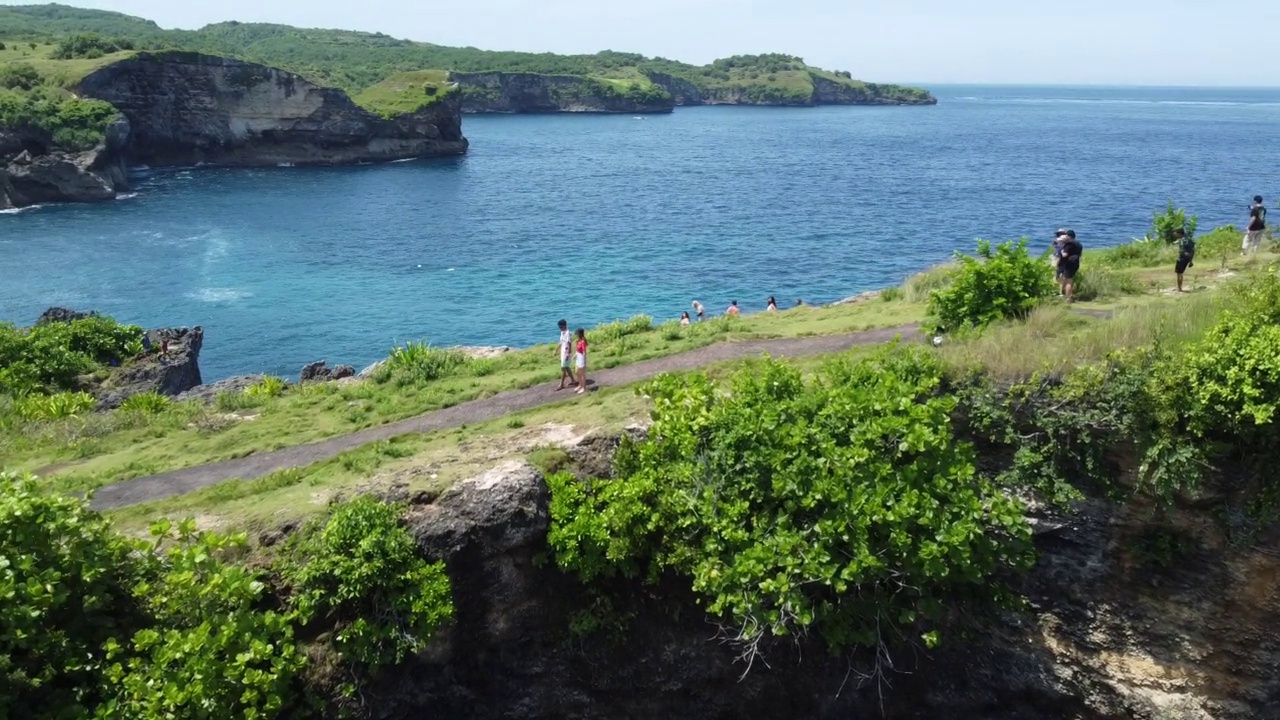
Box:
[3,84,1278,380]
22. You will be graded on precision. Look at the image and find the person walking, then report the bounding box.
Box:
[726,301,741,316]
[1052,229,1068,296]
[556,319,575,390]
[1243,195,1267,256]
[766,296,778,312]
[692,300,705,322]
[1058,230,1083,303]
[574,328,589,395]
[1174,227,1195,293]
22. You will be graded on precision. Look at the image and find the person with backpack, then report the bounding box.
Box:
[1243,195,1267,256]
[1174,227,1195,293]
[1058,230,1083,304]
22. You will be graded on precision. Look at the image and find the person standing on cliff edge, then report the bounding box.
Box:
[556,319,575,390]
[1243,195,1267,256]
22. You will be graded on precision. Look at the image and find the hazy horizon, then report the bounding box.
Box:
[2,0,1278,87]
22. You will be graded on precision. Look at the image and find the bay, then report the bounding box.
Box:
[3,84,1278,381]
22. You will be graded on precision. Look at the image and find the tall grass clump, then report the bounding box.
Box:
[246,375,288,399]
[593,315,655,343]
[376,341,470,386]
[901,263,959,303]
[1072,266,1143,302]
[118,391,171,415]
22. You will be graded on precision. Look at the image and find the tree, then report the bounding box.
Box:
[0,62,40,91]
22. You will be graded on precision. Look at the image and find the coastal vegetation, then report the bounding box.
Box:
[0,5,934,110]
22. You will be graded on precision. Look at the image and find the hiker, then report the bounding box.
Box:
[726,301,741,316]
[574,328,589,395]
[766,296,778,312]
[1174,227,1195,293]
[1058,230,1083,303]
[1052,229,1068,295]
[556,319,575,390]
[1244,195,1267,256]
[692,300,705,322]
[680,311,691,326]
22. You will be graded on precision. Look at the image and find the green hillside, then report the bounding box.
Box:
[0,3,933,105]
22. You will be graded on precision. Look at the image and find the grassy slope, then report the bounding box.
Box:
[352,70,455,117]
[97,240,1280,535]
[0,4,932,105]
[0,41,134,86]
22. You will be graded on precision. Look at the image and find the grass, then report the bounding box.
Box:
[1,298,924,491]
[0,42,134,86]
[351,69,455,118]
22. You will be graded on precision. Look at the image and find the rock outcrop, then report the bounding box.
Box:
[378,450,1279,720]
[639,71,703,106]
[96,326,204,409]
[76,51,468,167]
[0,117,130,210]
[299,360,355,384]
[641,70,938,108]
[450,72,674,114]
[175,374,264,404]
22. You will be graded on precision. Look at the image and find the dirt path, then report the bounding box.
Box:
[90,325,922,510]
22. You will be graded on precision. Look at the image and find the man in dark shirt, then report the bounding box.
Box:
[1058,230,1083,303]
[1174,228,1195,293]
[1244,195,1267,255]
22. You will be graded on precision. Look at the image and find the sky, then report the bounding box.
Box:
[7,0,1280,86]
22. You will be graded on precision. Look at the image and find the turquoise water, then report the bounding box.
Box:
[3,85,1279,380]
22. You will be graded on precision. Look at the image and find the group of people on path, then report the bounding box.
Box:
[555,320,589,394]
[1053,194,1269,299]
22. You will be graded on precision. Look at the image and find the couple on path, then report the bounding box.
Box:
[556,319,588,394]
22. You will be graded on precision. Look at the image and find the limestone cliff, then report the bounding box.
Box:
[643,70,938,108]
[450,72,675,114]
[77,51,468,167]
[0,117,130,210]
[371,445,1278,719]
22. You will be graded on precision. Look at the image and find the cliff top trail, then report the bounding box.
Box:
[88,324,922,510]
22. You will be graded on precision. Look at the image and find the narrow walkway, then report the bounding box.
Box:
[90,324,922,510]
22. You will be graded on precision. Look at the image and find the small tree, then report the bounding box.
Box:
[928,238,1056,333]
[1149,201,1198,245]
[0,62,41,91]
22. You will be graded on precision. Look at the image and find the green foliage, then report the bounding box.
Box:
[528,445,572,474]
[0,471,141,720]
[548,349,1034,659]
[0,315,141,396]
[0,62,41,90]
[118,391,170,415]
[284,498,453,669]
[1072,266,1142,302]
[593,315,654,342]
[50,33,134,60]
[928,239,1056,333]
[97,520,303,720]
[1195,225,1240,270]
[1148,201,1199,245]
[376,341,470,386]
[246,375,288,400]
[13,390,97,421]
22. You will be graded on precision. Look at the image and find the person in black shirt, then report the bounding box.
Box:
[1058,230,1083,303]
[1174,228,1195,293]
[1244,195,1267,256]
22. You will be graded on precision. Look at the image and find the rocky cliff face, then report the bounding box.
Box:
[641,71,938,108]
[0,117,130,210]
[450,72,675,114]
[373,448,1278,720]
[639,71,703,106]
[809,73,937,106]
[76,51,468,167]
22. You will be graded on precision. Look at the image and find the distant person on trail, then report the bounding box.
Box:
[574,328,589,395]
[1059,230,1083,303]
[1174,227,1195,293]
[556,319,575,390]
[680,311,691,326]
[726,301,741,316]
[766,296,778,312]
[692,300,705,322]
[1244,195,1267,255]
[1052,229,1068,294]
[796,299,804,307]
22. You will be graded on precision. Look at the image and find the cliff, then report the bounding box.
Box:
[365,444,1279,719]
[449,72,674,114]
[644,69,938,107]
[0,116,130,210]
[77,51,468,167]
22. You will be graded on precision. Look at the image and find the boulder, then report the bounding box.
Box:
[35,307,100,325]
[96,326,204,409]
[0,117,130,209]
[175,374,266,404]
[299,361,357,384]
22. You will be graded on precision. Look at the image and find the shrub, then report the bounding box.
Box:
[0,62,40,91]
[377,341,469,385]
[1195,225,1240,270]
[16,390,97,421]
[1148,201,1198,245]
[547,349,1034,664]
[118,391,171,415]
[51,33,133,60]
[0,471,142,719]
[0,315,141,396]
[284,498,453,669]
[246,375,288,399]
[928,239,1055,333]
[594,315,655,342]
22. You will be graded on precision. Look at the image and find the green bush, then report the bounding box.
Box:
[928,239,1056,333]
[0,88,119,151]
[0,316,141,396]
[377,341,470,385]
[0,62,40,90]
[1148,201,1198,245]
[246,375,288,400]
[15,390,98,421]
[284,498,453,669]
[51,32,133,59]
[0,471,142,720]
[1195,225,1240,270]
[547,349,1034,660]
[118,391,170,415]
[594,315,655,342]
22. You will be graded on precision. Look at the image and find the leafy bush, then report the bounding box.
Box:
[377,341,470,385]
[0,62,40,91]
[0,315,141,396]
[0,471,142,720]
[1148,201,1198,245]
[548,349,1034,662]
[1195,225,1240,270]
[284,498,453,669]
[0,87,120,151]
[51,32,134,59]
[246,375,288,400]
[928,239,1056,333]
[118,391,170,415]
[594,315,655,342]
[15,390,97,421]
[98,520,304,720]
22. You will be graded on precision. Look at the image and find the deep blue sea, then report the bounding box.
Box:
[3,85,1279,380]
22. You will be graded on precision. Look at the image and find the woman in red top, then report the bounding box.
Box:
[574,328,589,395]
